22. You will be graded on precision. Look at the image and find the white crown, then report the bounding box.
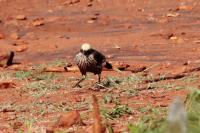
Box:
[81,43,91,51]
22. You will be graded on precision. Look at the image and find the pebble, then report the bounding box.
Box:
[32,18,44,26]
[10,32,20,40]
[16,15,27,20]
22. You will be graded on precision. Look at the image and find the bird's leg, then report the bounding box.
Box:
[73,75,86,88]
[98,74,101,84]
[94,73,106,89]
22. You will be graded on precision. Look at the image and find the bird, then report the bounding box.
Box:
[74,43,112,88]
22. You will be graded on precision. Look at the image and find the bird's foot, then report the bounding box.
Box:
[72,84,82,88]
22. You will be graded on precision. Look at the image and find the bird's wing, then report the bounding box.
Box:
[91,49,106,64]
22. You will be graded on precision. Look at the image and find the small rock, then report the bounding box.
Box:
[107,55,114,59]
[194,40,200,44]
[124,23,132,29]
[46,128,54,133]
[90,16,98,21]
[63,1,71,5]
[0,81,16,89]
[170,36,178,40]
[65,62,73,67]
[178,5,193,10]
[166,33,174,39]
[16,15,27,20]
[32,18,44,26]
[183,61,191,65]
[63,0,80,5]
[87,2,93,7]
[0,33,5,39]
[13,40,28,46]
[44,67,65,72]
[15,45,28,52]
[94,13,100,16]
[48,9,53,13]
[130,66,147,73]
[72,0,80,4]
[117,63,130,70]
[10,32,20,40]
[114,44,121,49]
[166,13,179,17]
[137,8,144,12]
[13,121,23,130]
[181,32,186,35]
[64,66,79,72]
[55,110,83,128]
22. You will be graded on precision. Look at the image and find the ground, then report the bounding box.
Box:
[0,0,200,132]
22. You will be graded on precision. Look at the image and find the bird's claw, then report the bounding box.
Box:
[72,84,82,88]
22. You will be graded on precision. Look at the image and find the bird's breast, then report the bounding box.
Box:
[75,52,102,74]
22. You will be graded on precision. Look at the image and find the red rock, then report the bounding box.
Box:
[63,0,80,5]
[55,110,83,128]
[13,121,23,130]
[117,63,130,70]
[178,5,193,10]
[32,18,44,26]
[166,13,179,17]
[99,15,110,25]
[114,45,121,49]
[65,66,79,72]
[0,52,8,60]
[0,81,16,89]
[46,128,54,133]
[15,45,28,52]
[13,40,28,46]
[107,55,114,59]
[124,23,132,29]
[0,33,5,39]
[87,3,93,7]
[87,20,95,24]
[10,32,20,40]
[44,67,65,72]
[16,15,27,20]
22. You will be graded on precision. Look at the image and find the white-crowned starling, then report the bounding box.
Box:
[74,43,112,87]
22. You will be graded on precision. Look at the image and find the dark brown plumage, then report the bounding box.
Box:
[74,43,112,88]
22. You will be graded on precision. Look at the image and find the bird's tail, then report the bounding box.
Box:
[103,61,113,69]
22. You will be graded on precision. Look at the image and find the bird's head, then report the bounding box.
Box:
[80,43,92,54]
